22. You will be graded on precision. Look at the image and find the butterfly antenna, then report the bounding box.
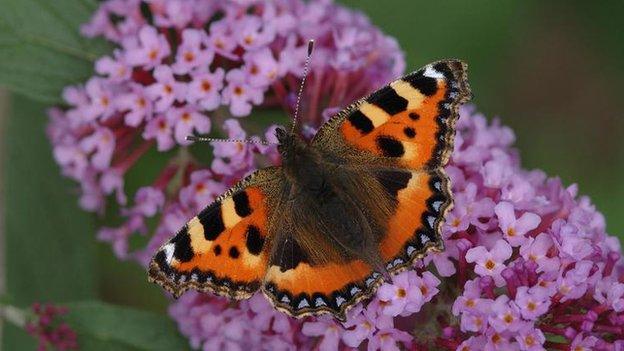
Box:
[290,39,315,134]
[186,135,270,145]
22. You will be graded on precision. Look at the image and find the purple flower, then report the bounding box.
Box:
[172,29,214,74]
[376,270,424,316]
[124,25,171,68]
[187,68,225,111]
[25,303,78,351]
[466,239,513,287]
[514,286,550,320]
[301,317,342,351]
[221,69,264,117]
[495,201,541,247]
[168,106,211,145]
[145,65,187,113]
[515,326,546,351]
[143,115,174,151]
[116,84,153,127]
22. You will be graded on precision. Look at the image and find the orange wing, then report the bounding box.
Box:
[148,167,282,299]
[313,60,471,170]
[263,239,380,321]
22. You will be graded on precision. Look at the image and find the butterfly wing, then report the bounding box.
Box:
[313,59,470,266]
[148,167,283,299]
[261,60,470,320]
[313,60,470,170]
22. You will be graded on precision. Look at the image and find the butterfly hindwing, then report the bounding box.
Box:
[148,167,282,299]
[376,168,452,270]
[263,244,380,321]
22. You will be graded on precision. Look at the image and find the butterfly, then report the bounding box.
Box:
[148,59,471,321]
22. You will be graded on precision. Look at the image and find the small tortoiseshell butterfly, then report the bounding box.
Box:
[148,55,471,321]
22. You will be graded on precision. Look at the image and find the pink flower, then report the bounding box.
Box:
[79,127,115,170]
[95,52,130,82]
[143,115,174,151]
[221,69,264,117]
[168,106,211,145]
[116,84,153,127]
[377,271,424,316]
[519,233,559,273]
[124,25,170,68]
[466,240,513,287]
[186,68,224,111]
[301,318,342,351]
[145,65,187,113]
[515,326,546,351]
[243,47,281,87]
[25,303,78,351]
[488,296,523,333]
[366,328,412,351]
[495,202,541,247]
[514,287,550,320]
[172,29,214,74]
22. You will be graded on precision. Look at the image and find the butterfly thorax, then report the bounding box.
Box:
[275,127,329,193]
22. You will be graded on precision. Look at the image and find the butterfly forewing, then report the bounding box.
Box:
[148,167,282,299]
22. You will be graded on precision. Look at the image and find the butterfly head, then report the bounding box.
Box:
[275,126,310,164]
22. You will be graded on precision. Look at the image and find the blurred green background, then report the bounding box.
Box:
[1,0,623,349]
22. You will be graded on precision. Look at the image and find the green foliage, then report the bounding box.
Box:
[3,94,97,348]
[64,301,190,351]
[0,0,110,103]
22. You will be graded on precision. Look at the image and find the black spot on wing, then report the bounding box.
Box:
[154,250,168,271]
[347,110,374,135]
[404,127,416,138]
[245,225,265,255]
[376,136,404,157]
[367,86,408,115]
[405,73,438,96]
[375,170,412,199]
[233,191,252,217]
[214,244,222,256]
[229,246,240,259]
[409,112,420,120]
[171,227,194,262]
[198,203,224,241]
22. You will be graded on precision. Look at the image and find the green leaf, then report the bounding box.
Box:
[64,301,190,351]
[3,94,98,349]
[0,0,111,103]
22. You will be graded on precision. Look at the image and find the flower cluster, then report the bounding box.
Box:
[24,303,78,351]
[162,107,624,350]
[48,0,404,262]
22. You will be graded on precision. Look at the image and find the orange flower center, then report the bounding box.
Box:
[485,260,496,270]
[201,80,212,92]
[397,288,407,298]
[234,86,244,96]
[184,51,195,62]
